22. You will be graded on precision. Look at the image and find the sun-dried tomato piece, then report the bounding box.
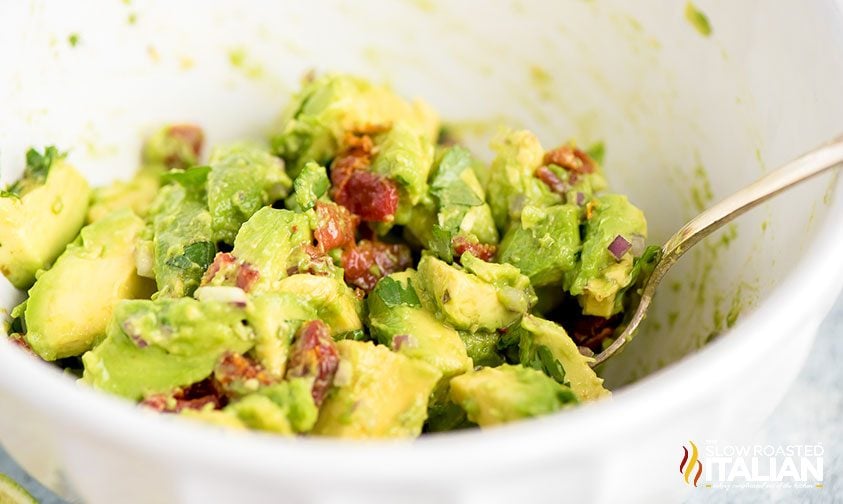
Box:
[141,377,225,413]
[202,252,260,293]
[341,240,412,292]
[534,165,567,195]
[333,171,399,222]
[202,252,235,284]
[286,320,339,406]
[452,236,497,262]
[566,314,622,352]
[214,352,275,397]
[313,201,359,252]
[543,145,595,174]
[235,262,260,292]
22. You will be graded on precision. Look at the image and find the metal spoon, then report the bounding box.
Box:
[591,134,843,367]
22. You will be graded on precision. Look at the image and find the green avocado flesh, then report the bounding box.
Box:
[3,73,652,438]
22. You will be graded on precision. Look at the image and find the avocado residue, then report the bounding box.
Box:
[685,2,713,37]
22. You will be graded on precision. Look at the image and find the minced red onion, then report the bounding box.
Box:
[575,192,585,206]
[392,334,413,351]
[607,235,632,260]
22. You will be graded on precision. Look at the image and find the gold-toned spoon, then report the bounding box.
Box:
[591,134,843,367]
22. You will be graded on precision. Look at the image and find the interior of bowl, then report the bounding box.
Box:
[1,0,841,392]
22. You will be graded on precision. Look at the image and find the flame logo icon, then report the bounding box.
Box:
[680,441,703,486]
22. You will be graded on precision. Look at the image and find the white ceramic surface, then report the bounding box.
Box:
[0,1,841,503]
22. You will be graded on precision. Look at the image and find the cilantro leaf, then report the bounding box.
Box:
[161,165,211,190]
[374,276,421,308]
[165,241,216,271]
[428,225,454,263]
[430,147,483,207]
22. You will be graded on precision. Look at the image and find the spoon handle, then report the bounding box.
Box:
[592,134,843,367]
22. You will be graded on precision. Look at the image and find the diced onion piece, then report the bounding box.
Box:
[134,241,155,278]
[575,191,586,206]
[194,286,248,307]
[630,234,646,257]
[607,235,632,260]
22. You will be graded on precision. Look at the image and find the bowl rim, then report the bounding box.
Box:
[0,175,841,483]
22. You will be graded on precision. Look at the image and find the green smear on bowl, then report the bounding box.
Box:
[685,2,712,37]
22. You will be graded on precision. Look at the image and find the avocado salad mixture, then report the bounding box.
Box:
[1,74,658,438]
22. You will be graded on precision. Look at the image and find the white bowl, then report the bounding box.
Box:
[1,1,841,502]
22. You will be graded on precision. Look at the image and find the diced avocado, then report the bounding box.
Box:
[22,210,155,360]
[487,130,560,231]
[312,340,442,438]
[402,197,438,247]
[285,161,329,211]
[370,123,435,207]
[415,254,534,332]
[247,293,317,378]
[449,364,577,427]
[271,74,439,176]
[425,397,475,433]
[87,168,159,223]
[276,274,363,334]
[497,204,581,286]
[460,252,537,312]
[207,143,292,244]
[566,194,647,317]
[223,378,318,434]
[428,147,499,247]
[149,180,215,298]
[518,315,610,401]
[368,272,473,382]
[225,394,293,434]
[222,208,311,294]
[82,298,254,400]
[0,151,90,289]
[141,124,203,170]
[458,330,504,367]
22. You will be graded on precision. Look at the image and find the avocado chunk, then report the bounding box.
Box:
[487,130,560,231]
[207,143,292,244]
[518,315,610,401]
[148,167,215,298]
[458,330,504,368]
[87,169,159,223]
[82,298,254,400]
[246,293,317,379]
[141,123,204,170]
[0,149,90,289]
[449,364,577,427]
[566,194,647,317]
[22,210,154,360]
[221,378,319,434]
[285,161,330,212]
[370,123,435,207]
[213,207,312,294]
[415,253,535,332]
[271,74,439,177]
[312,340,442,438]
[497,204,581,286]
[416,146,499,259]
[368,272,473,382]
[276,274,363,334]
